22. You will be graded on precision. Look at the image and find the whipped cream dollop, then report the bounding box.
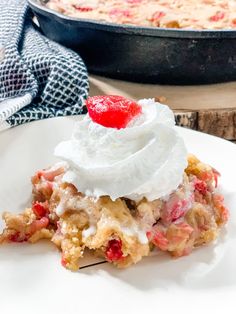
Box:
[54,99,187,201]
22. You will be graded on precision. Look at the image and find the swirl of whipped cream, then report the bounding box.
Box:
[54,98,187,201]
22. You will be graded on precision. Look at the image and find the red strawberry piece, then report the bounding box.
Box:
[194,179,208,195]
[9,232,28,243]
[170,199,189,221]
[36,170,44,179]
[147,229,169,251]
[168,222,194,255]
[86,95,142,129]
[232,18,236,27]
[199,170,213,182]
[126,0,143,4]
[220,3,228,9]
[162,195,191,223]
[220,205,229,223]
[72,5,93,12]
[213,194,229,224]
[36,166,65,182]
[61,256,67,268]
[105,239,124,261]
[209,11,225,22]
[109,8,133,18]
[150,11,166,22]
[32,201,49,218]
[28,217,49,235]
[175,222,194,235]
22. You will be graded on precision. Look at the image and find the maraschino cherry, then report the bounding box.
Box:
[86,95,142,129]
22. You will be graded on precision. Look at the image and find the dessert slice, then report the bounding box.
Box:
[0,96,229,271]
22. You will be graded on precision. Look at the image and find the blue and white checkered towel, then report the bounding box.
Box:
[0,0,89,132]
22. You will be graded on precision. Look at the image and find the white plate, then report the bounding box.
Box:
[0,117,236,314]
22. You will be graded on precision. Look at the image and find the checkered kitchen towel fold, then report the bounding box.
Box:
[0,0,89,132]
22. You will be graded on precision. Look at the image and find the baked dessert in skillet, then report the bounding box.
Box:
[46,0,236,30]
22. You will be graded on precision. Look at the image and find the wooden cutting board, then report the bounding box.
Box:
[89,75,236,141]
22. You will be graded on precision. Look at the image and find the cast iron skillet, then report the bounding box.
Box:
[29,0,236,84]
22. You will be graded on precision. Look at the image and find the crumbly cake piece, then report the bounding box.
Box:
[0,155,229,271]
